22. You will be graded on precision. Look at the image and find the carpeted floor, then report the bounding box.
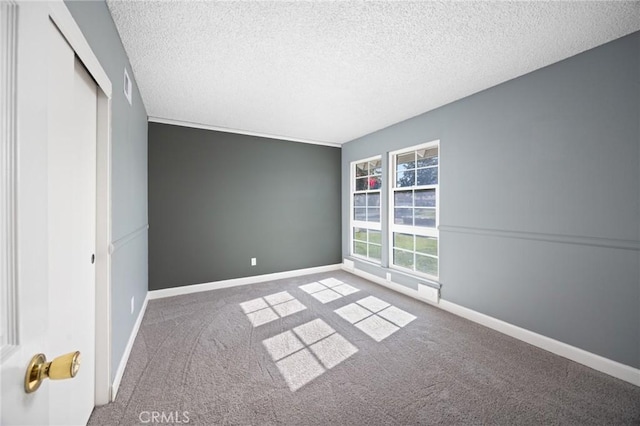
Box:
[88,271,640,425]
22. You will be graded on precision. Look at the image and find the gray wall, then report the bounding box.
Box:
[65,1,149,381]
[342,32,639,368]
[148,123,341,290]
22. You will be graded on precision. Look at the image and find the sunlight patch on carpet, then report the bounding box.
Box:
[355,315,400,342]
[240,291,307,327]
[275,349,325,392]
[335,296,416,342]
[262,318,358,391]
[299,279,360,304]
[293,318,335,345]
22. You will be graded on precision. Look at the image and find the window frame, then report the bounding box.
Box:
[388,140,440,279]
[349,155,382,264]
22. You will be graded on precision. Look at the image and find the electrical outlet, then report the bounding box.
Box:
[386,272,391,282]
[251,257,257,266]
[131,296,134,314]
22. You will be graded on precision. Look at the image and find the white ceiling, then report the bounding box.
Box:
[106,1,640,146]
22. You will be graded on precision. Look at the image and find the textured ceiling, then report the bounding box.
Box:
[106,1,640,145]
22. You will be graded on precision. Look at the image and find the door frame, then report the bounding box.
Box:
[47,1,113,405]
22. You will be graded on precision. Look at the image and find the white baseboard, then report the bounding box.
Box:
[343,266,640,387]
[111,293,149,400]
[345,266,438,305]
[148,264,343,300]
[437,299,640,387]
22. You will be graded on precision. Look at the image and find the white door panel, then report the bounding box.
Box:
[1,3,98,424]
[47,24,97,425]
[1,3,52,424]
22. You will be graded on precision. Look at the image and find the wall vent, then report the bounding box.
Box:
[418,283,440,304]
[343,258,355,271]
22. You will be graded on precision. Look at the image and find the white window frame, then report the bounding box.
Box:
[388,140,440,279]
[349,155,382,263]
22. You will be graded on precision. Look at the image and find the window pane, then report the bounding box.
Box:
[393,233,413,251]
[354,193,366,207]
[416,167,437,186]
[415,189,436,207]
[394,249,414,269]
[354,207,366,221]
[416,236,437,256]
[367,207,380,222]
[369,244,382,261]
[367,193,380,207]
[368,176,381,190]
[414,208,436,227]
[355,162,368,177]
[369,159,382,175]
[396,152,415,171]
[394,208,413,225]
[394,190,412,207]
[369,230,381,244]
[396,170,415,187]
[417,148,438,167]
[353,228,367,242]
[356,177,368,191]
[416,254,437,276]
[354,242,367,256]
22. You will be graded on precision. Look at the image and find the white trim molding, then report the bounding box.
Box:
[0,0,18,360]
[112,293,149,400]
[149,264,342,300]
[439,225,640,251]
[109,224,148,254]
[343,265,640,387]
[344,264,435,304]
[148,116,342,148]
[437,299,640,387]
[349,155,383,265]
[48,1,112,98]
[46,0,115,405]
[94,92,112,406]
[388,140,441,281]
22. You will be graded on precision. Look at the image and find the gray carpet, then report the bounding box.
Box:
[89,271,640,425]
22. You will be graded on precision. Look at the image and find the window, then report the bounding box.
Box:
[389,141,439,278]
[350,157,382,263]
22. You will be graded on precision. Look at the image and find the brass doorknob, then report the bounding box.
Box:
[24,351,81,393]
